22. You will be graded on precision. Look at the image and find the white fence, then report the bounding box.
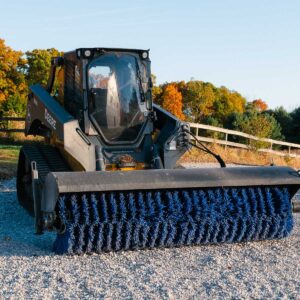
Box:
[188,122,300,158]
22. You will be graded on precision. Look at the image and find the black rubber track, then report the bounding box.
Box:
[17,144,70,215]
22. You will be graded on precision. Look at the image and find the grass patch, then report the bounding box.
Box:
[0,136,43,179]
[0,137,43,179]
[0,145,20,179]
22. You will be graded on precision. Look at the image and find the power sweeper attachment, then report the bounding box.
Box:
[16,48,300,254]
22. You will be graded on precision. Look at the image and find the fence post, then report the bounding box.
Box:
[288,146,291,157]
[225,133,228,151]
[196,127,199,138]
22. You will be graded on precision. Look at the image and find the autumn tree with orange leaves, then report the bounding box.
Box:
[161,84,185,120]
[0,39,27,102]
[252,99,268,112]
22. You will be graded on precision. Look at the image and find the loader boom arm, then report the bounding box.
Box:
[26,84,96,171]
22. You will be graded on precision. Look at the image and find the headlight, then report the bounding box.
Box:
[84,50,92,57]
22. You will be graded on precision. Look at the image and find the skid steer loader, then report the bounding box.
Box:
[17,47,300,254]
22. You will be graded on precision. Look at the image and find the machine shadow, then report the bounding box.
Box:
[0,179,55,257]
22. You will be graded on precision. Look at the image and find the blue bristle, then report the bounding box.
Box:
[114,222,123,251]
[257,188,267,215]
[99,194,108,222]
[123,222,131,250]
[275,188,289,215]
[57,196,67,224]
[219,219,230,243]
[182,191,192,215]
[266,188,275,216]
[277,217,287,239]
[186,217,196,245]
[226,217,238,243]
[237,189,248,241]
[146,192,155,217]
[174,191,183,213]
[255,217,263,240]
[154,192,164,219]
[191,190,201,221]
[198,190,209,218]
[241,189,251,218]
[138,192,146,218]
[165,221,176,247]
[104,223,113,251]
[211,221,221,243]
[132,222,141,249]
[178,222,189,245]
[109,193,118,223]
[166,192,176,215]
[129,193,137,219]
[76,225,85,254]
[86,224,95,253]
[95,224,104,253]
[119,193,127,221]
[248,188,258,218]
[148,221,160,248]
[141,222,151,248]
[158,221,168,247]
[91,194,100,223]
[82,195,90,225]
[53,186,295,255]
[71,195,80,224]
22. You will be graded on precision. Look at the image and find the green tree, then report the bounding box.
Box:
[182,81,215,122]
[289,107,300,143]
[212,87,246,123]
[25,48,63,86]
[266,106,292,141]
[181,81,246,124]
[202,116,224,139]
[232,110,283,148]
[1,93,27,116]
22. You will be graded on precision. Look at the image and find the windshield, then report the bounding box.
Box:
[88,53,146,143]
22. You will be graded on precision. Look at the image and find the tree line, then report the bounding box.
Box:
[152,77,300,144]
[0,38,299,143]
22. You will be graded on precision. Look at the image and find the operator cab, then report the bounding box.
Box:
[59,48,153,146]
[88,52,148,144]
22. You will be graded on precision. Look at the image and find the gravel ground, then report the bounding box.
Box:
[0,166,300,299]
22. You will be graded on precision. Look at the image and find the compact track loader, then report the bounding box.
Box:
[17,48,300,254]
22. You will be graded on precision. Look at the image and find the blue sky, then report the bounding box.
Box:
[1,0,300,110]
